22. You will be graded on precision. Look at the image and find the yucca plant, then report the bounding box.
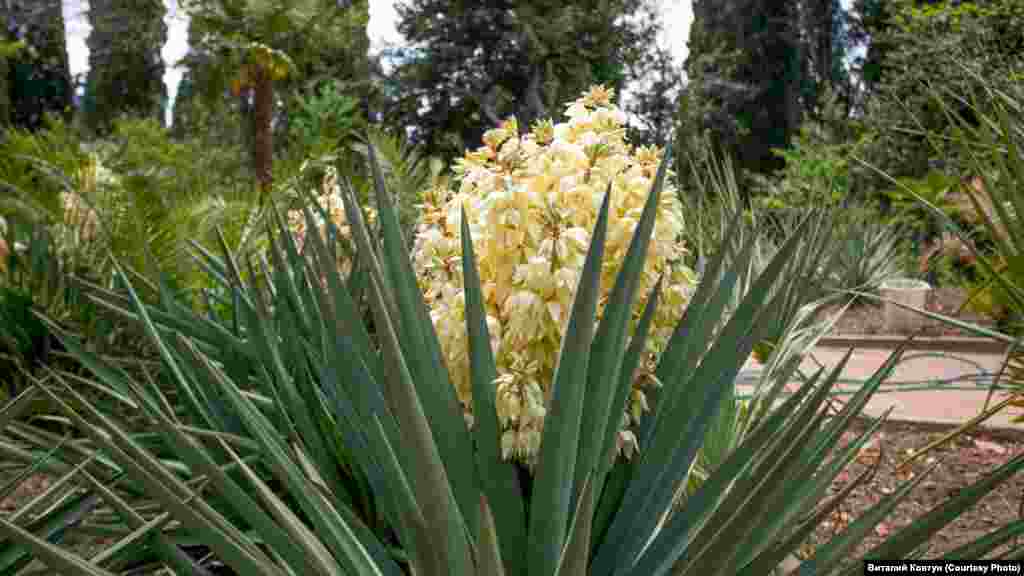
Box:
[0,213,122,400]
[822,207,908,301]
[675,141,854,496]
[349,126,445,244]
[3,138,1024,576]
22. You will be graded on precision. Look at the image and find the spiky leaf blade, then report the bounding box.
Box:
[528,190,611,576]
[577,148,671,519]
[461,206,527,574]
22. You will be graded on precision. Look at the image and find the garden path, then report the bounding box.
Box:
[738,344,1021,429]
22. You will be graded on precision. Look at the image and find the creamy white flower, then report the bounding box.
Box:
[285,168,378,276]
[412,86,697,468]
[565,102,590,120]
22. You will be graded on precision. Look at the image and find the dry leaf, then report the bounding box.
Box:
[857,442,881,465]
[895,464,915,482]
[828,510,852,534]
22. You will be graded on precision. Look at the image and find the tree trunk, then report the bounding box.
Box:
[820,0,833,87]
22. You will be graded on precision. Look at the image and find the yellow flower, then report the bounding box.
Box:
[582,85,615,108]
[412,86,697,468]
[60,191,100,244]
[483,127,511,151]
[531,119,555,144]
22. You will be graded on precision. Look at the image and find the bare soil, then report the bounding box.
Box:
[806,419,1024,561]
[824,287,997,337]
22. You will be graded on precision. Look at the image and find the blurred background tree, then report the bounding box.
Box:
[174,0,371,192]
[81,0,168,135]
[677,0,857,194]
[0,0,1019,299]
[385,0,680,162]
[0,0,73,130]
[853,0,1024,184]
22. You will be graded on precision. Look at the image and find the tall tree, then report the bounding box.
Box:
[680,0,804,177]
[853,0,1024,182]
[619,5,684,146]
[0,0,73,130]
[175,0,371,192]
[846,0,891,94]
[82,0,168,134]
[677,0,858,189]
[800,0,855,116]
[387,0,678,161]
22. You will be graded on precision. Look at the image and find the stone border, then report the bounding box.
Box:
[851,415,1024,442]
[819,335,1010,354]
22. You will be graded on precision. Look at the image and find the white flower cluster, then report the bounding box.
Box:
[412,86,697,467]
[286,166,377,275]
[55,154,113,249]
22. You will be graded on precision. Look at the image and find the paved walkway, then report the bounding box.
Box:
[736,344,1022,430]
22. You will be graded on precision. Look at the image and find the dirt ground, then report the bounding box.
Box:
[806,418,1024,561]
[824,287,997,337]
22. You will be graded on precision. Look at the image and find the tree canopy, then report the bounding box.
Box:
[0,0,73,130]
[678,0,857,183]
[384,0,680,160]
[82,0,168,134]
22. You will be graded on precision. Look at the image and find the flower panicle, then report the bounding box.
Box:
[412,85,698,468]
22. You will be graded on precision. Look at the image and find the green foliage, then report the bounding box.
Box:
[171,0,371,201]
[682,0,856,180]
[0,114,280,308]
[862,69,1024,459]
[753,126,871,210]
[855,0,1024,182]
[934,79,1024,335]
[0,217,123,411]
[182,0,369,79]
[676,142,853,506]
[747,87,873,211]
[0,140,1021,575]
[675,41,748,193]
[0,285,47,386]
[283,125,445,254]
[892,0,1024,45]
[879,169,961,240]
[881,170,1003,289]
[349,127,445,239]
[825,207,909,298]
[0,39,26,59]
[288,79,362,155]
[82,0,168,135]
[0,0,73,130]
[964,264,1020,332]
[0,115,87,224]
[179,0,371,117]
[389,0,676,160]
[88,118,256,291]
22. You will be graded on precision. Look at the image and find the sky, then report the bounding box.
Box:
[62,0,191,125]
[61,1,865,127]
[365,1,696,64]
[61,0,695,126]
